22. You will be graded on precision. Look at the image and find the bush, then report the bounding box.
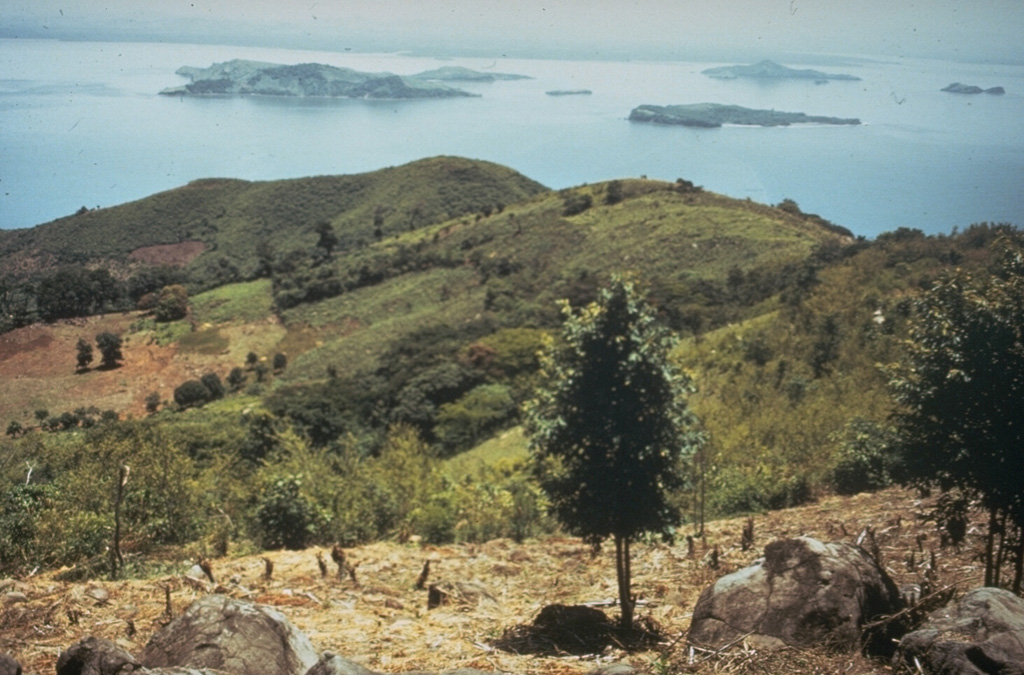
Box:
[254,474,329,550]
[832,419,898,495]
[154,284,189,322]
[174,379,211,409]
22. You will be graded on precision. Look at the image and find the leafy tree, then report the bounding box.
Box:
[95,332,123,369]
[272,353,288,373]
[174,379,211,410]
[5,420,23,438]
[314,220,338,259]
[200,372,225,401]
[76,337,94,371]
[154,284,189,322]
[887,234,1024,592]
[226,367,247,392]
[255,474,327,550]
[524,275,703,628]
[245,352,259,369]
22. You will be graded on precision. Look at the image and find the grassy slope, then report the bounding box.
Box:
[0,156,548,281]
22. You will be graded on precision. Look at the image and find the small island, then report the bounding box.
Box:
[411,66,531,82]
[546,89,592,96]
[160,59,477,99]
[628,103,861,128]
[701,59,860,81]
[941,82,1005,95]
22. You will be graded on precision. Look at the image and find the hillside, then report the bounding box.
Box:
[0,156,547,285]
[0,157,1016,630]
[0,487,993,674]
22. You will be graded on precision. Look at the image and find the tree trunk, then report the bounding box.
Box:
[985,506,997,587]
[111,465,129,580]
[1013,524,1024,594]
[614,535,634,629]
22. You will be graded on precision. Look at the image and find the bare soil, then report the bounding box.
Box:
[0,487,990,675]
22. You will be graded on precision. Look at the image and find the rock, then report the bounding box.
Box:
[893,587,1024,674]
[305,652,379,675]
[56,636,139,675]
[139,594,319,675]
[0,653,22,675]
[687,537,903,655]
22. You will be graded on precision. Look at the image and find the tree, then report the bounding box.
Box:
[154,284,189,322]
[524,275,703,628]
[76,337,94,371]
[314,220,338,259]
[174,379,211,410]
[200,372,225,401]
[95,332,123,369]
[886,234,1024,592]
[272,353,288,373]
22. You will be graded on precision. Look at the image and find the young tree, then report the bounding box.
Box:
[95,332,123,369]
[76,337,94,371]
[886,234,1024,592]
[524,275,703,628]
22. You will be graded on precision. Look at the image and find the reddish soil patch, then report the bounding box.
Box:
[128,241,205,267]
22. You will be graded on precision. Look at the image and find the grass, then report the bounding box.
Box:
[191,279,274,324]
[444,426,528,479]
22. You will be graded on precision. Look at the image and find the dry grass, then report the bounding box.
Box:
[0,487,991,675]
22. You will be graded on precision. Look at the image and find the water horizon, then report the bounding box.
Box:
[2,38,1023,238]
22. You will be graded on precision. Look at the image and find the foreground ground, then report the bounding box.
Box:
[0,487,989,674]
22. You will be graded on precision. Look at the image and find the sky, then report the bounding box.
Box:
[4,0,1024,62]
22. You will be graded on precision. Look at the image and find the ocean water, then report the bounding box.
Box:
[2,38,1023,238]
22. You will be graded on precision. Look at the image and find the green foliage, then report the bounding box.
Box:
[154,284,189,322]
[525,275,702,627]
[561,191,593,216]
[174,380,212,409]
[254,473,329,550]
[886,233,1024,590]
[831,419,898,495]
[95,331,123,368]
[76,337,94,371]
[0,483,55,573]
[435,384,517,455]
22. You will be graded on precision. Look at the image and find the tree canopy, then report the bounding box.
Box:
[887,234,1024,591]
[525,275,702,627]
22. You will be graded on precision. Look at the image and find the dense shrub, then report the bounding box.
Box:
[254,474,329,550]
[174,380,212,409]
[832,419,898,495]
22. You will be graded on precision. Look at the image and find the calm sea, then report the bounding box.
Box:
[2,39,1023,238]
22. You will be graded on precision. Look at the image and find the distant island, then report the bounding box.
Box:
[160,59,477,99]
[701,59,860,81]
[411,66,531,82]
[546,89,592,96]
[629,103,861,128]
[941,82,1005,95]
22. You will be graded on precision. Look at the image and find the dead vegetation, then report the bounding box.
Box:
[0,487,995,674]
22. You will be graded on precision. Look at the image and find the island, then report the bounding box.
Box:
[701,59,860,81]
[628,103,861,128]
[160,60,477,99]
[546,89,592,96]
[941,82,1005,95]
[411,66,531,82]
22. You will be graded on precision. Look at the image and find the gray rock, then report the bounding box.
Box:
[305,652,379,675]
[893,587,1024,674]
[56,636,139,675]
[687,537,902,655]
[0,653,22,675]
[140,594,319,675]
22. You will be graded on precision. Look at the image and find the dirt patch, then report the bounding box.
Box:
[128,241,205,267]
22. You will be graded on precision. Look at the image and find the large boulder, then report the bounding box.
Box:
[139,594,319,675]
[687,537,902,655]
[56,636,139,675]
[893,587,1024,674]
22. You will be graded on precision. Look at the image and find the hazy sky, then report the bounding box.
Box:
[4,0,1023,62]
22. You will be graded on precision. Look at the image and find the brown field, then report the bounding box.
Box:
[0,312,284,424]
[0,487,990,675]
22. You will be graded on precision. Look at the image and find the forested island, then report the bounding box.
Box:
[701,59,860,81]
[629,103,861,128]
[160,59,477,99]
[411,65,531,82]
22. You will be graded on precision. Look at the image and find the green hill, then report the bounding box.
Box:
[0,156,1014,580]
